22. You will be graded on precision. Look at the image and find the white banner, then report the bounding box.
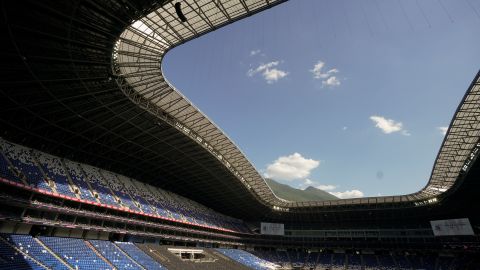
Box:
[430,218,474,236]
[260,222,284,236]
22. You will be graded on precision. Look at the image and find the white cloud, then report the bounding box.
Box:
[322,76,340,87]
[265,153,320,181]
[263,68,288,83]
[301,182,363,198]
[247,61,279,76]
[329,189,364,199]
[304,179,314,185]
[298,178,317,189]
[370,115,409,135]
[310,61,328,79]
[438,126,448,135]
[250,49,261,56]
[342,126,348,131]
[316,184,337,191]
[247,61,288,84]
[327,68,339,74]
[310,60,341,87]
[299,179,338,191]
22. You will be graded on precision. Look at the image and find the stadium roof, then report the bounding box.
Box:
[114,0,480,208]
[1,0,479,220]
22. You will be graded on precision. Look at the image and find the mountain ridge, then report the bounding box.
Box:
[265,178,338,202]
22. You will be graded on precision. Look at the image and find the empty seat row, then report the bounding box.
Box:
[115,242,167,270]
[0,234,70,270]
[0,235,45,270]
[89,240,143,270]
[0,234,170,270]
[251,250,474,270]
[38,236,112,270]
[216,248,277,270]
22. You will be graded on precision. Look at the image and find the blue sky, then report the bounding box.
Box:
[163,0,480,198]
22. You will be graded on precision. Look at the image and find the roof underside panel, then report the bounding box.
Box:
[0,0,274,220]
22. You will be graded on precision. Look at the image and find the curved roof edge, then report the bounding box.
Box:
[112,0,480,209]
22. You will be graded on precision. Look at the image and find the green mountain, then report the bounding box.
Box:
[265,178,338,202]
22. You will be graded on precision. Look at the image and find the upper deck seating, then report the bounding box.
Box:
[36,152,76,198]
[0,148,22,184]
[116,175,153,214]
[1,140,51,191]
[100,170,140,212]
[0,138,251,233]
[81,164,118,206]
[63,160,96,201]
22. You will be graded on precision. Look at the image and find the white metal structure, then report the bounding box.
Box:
[113,0,480,209]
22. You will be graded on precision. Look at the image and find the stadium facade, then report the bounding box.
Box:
[0,0,479,269]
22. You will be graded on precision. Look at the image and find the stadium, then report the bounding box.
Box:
[0,0,479,269]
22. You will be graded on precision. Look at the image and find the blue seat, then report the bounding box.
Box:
[89,240,142,270]
[64,160,96,201]
[39,236,112,270]
[1,141,52,191]
[0,152,22,184]
[37,153,76,198]
[0,235,44,270]
[216,248,275,270]
[115,242,167,270]
[2,234,69,270]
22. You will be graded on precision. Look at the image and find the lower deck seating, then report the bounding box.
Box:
[363,254,378,269]
[1,234,70,270]
[135,244,253,270]
[395,254,412,269]
[347,254,362,269]
[0,234,171,270]
[39,236,112,270]
[332,253,346,269]
[378,254,396,270]
[0,234,478,270]
[276,250,289,265]
[0,236,44,270]
[115,242,167,270]
[90,240,143,270]
[317,253,332,268]
[252,250,478,270]
[304,251,318,268]
[216,248,278,270]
